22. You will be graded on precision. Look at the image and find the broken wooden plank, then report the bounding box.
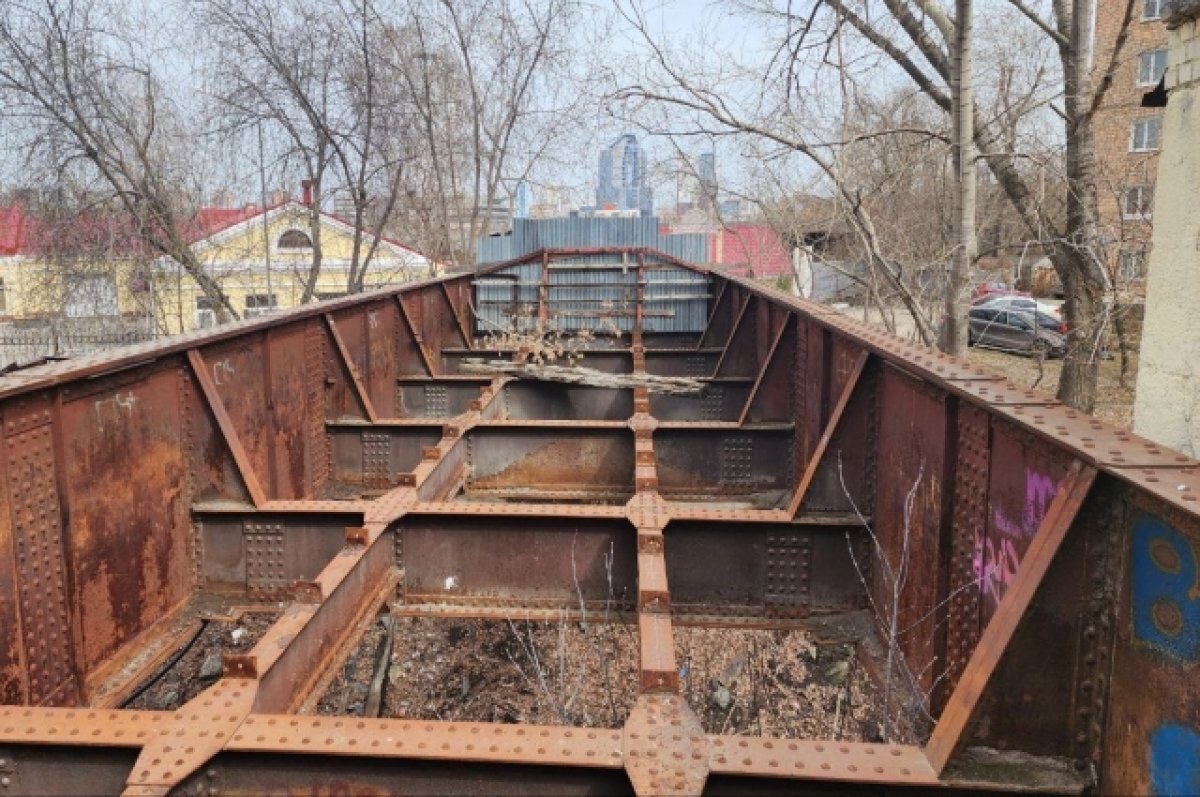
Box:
[459,358,706,395]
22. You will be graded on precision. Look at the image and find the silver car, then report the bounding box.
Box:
[967,307,1066,357]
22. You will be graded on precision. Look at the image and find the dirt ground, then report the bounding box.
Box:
[315,614,900,742]
[676,627,891,742]
[125,611,279,711]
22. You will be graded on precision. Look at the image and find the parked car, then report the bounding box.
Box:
[976,297,1067,332]
[967,307,1066,357]
[972,281,1030,305]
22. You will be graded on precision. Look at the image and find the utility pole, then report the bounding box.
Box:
[257,121,274,310]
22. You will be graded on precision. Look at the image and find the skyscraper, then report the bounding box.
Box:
[514,181,531,219]
[595,134,653,215]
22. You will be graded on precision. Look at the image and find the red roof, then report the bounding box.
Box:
[0,199,433,262]
[710,224,790,278]
[192,206,266,238]
[0,202,281,258]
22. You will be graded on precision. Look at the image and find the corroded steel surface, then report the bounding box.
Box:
[0,248,1194,795]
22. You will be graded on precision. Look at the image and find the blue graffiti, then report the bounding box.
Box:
[1131,515,1200,664]
[1150,724,1200,796]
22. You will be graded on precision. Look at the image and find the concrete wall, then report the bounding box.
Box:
[1133,6,1200,454]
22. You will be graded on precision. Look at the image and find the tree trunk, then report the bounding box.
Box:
[1055,0,1106,412]
[942,0,976,356]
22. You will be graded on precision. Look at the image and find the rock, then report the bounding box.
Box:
[713,685,732,710]
[824,660,850,685]
[157,689,181,709]
[198,651,223,682]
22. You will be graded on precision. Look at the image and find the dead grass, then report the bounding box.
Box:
[966,348,1137,428]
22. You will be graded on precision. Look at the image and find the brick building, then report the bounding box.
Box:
[1091,0,1170,289]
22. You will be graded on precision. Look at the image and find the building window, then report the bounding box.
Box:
[315,291,347,301]
[1138,50,1168,86]
[64,274,118,318]
[0,278,6,314]
[1143,0,1164,19]
[277,229,312,249]
[244,293,278,318]
[1130,117,1162,152]
[1118,249,1147,280]
[196,297,216,329]
[1122,185,1155,219]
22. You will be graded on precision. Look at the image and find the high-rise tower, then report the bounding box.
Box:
[595,134,653,215]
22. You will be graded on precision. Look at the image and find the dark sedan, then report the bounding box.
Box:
[967,307,1066,358]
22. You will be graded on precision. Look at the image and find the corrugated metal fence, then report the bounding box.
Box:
[476,217,709,265]
[475,252,709,336]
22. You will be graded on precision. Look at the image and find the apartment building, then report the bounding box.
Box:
[1091,0,1171,288]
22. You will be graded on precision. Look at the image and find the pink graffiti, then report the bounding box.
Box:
[972,532,1019,605]
[972,469,1061,605]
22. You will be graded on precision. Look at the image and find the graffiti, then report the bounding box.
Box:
[93,391,137,429]
[1132,515,1200,663]
[1150,724,1200,796]
[368,311,379,330]
[972,531,1020,605]
[974,469,1061,605]
[212,357,236,386]
[992,469,1060,542]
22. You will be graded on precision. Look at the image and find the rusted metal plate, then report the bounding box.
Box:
[802,358,877,515]
[60,364,192,681]
[467,428,635,498]
[180,360,252,505]
[363,299,400,417]
[649,380,749,422]
[870,365,950,700]
[963,480,1096,760]
[708,737,937,785]
[195,338,273,498]
[262,321,312,499]
[944,402,991,702]
[504,383,633,421]
[183,752,632,796]
[997,403,1199,469]
[0,423,25,705]
[714,295,759,378]
[397,380,489,418]
[228,716,624,768]
[303,317,330,498]
[663,523,865,618]
[655,428,793,503]
[2,397,76,706]
[400,516,637,610]
[740,317,796,424]
[1101,491,1200,796]
[125,678,257,790]
[623,695,709,795]
[979,420,1072,624]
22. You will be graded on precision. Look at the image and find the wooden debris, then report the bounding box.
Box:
[460,358,706,395]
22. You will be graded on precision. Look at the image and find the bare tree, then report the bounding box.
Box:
[615,0,1133,410]
[388,0,593,267]
[0,0,239,321]
[612,3,945,345]
[198,0,411,298]
[808,0,1132,410]
[943,0,976,356]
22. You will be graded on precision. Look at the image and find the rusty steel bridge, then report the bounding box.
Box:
[0,248,1194,795]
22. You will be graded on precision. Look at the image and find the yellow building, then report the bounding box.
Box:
[153,201,435,334]
[0,200,435,336]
